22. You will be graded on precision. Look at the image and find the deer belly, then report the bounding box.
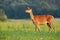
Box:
[38,21,47,25]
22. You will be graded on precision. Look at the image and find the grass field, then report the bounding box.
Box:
[0,19,60,40]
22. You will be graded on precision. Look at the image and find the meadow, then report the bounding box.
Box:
[0,18,60,40]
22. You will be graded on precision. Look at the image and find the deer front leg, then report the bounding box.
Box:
[35,24,40,32]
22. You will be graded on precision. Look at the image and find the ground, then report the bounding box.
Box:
[0,18,60,40]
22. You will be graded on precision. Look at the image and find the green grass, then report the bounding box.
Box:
[0,19,60,40]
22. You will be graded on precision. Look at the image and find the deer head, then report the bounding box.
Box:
[25,7,32,13]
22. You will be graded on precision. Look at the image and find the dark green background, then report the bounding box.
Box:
[0,0,60,19]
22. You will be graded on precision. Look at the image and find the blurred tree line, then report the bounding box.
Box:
[0,0,7,21]
[0,0,60,20]
[0,9,7,21]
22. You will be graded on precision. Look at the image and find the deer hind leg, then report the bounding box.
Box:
[47,22,56,32]
[47,23,52,32]
[50,22,56,32]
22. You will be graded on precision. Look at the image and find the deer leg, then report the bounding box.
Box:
[47,22,56,32]
[35,24,40,32]
[47,23,52,32]
[53,26,56,32]
[50,22,56,32]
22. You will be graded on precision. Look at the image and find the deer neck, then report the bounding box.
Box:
[29,11,34,20]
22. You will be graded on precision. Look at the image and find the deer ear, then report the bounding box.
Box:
[27,7,31,9]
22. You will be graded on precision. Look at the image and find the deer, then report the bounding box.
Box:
[25,7,56,32]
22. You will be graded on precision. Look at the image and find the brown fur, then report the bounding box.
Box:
[25,7,55,32]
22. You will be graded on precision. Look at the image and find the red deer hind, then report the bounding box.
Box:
[25,7,56,32]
